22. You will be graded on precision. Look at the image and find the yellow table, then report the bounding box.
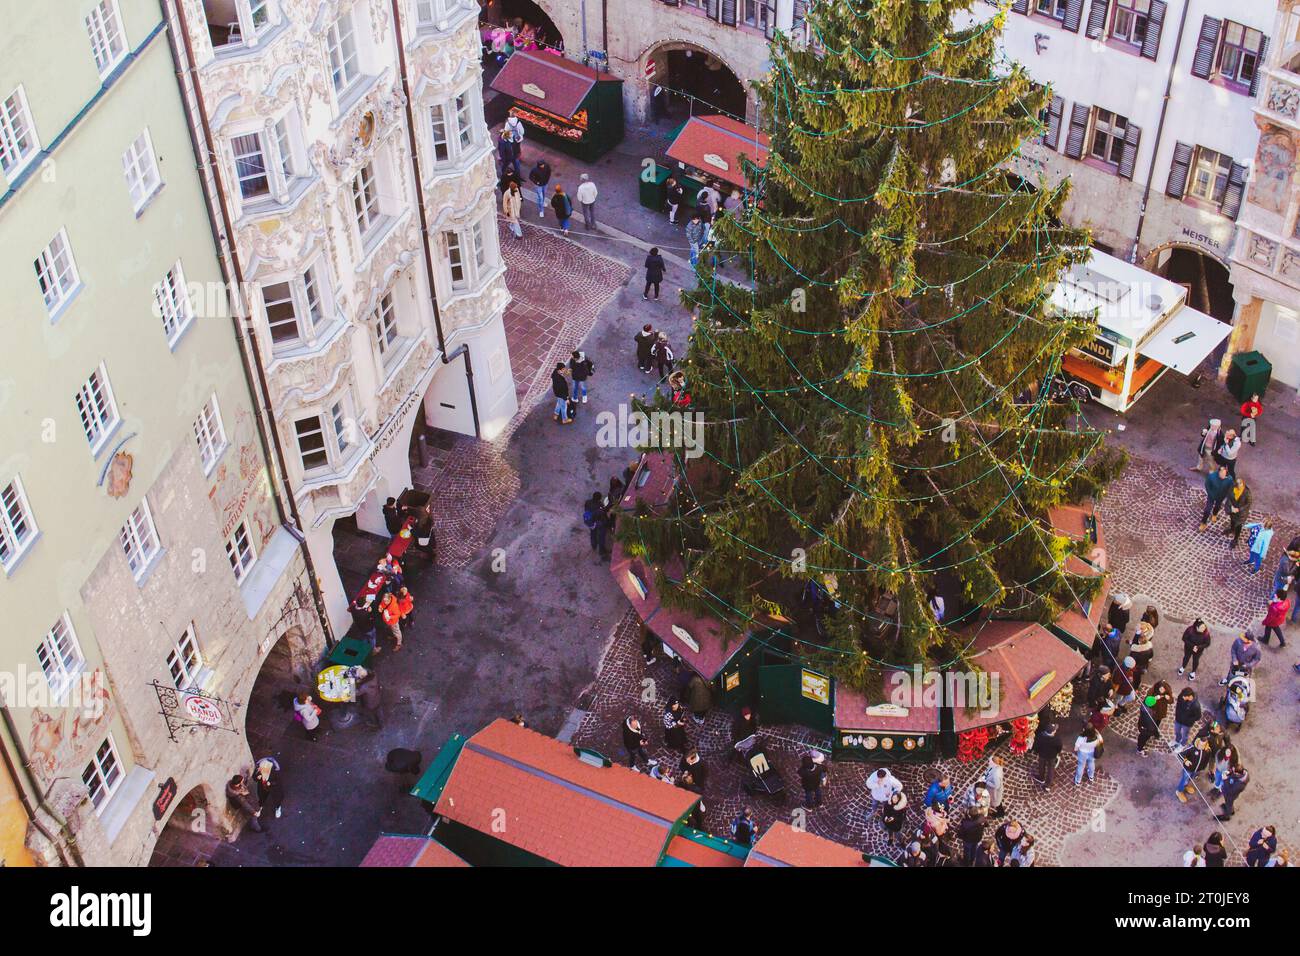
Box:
[316,665,356,704]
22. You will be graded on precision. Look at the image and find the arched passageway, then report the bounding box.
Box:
[646,42,748,125]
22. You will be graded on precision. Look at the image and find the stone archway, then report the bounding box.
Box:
[1144,243,1238,374]
[641,40,750,125]
[245,626,313,759]
[147,784,221,867]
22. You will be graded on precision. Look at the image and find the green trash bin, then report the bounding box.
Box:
[638,164,670,211]
[1227,350,1272,402]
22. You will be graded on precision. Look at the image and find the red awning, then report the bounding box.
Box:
[666,114,769,190]
[489,50,601,119]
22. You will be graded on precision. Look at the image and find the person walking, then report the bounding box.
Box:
[1271,545,1297,598]
[685,214,704,266]
[1216,764,1250,820]
[1240,392,1263,445]
[576,173,598,230]
[1199,465,1233,531]
[1135,681,1173,755]
[1030,722,1062,790]
[642,247,666,300]
[1242,518,1274,574]
[665,176,684,224]
[1074,726,1100,785]
[550,184,573,235]
[293,692,321,742]
[1174,736,1213,803]
[663,698,689,752]
[583,491,611,559]
[1220,630,1261,684]
[550,363,572,424]
[1213,427,1243,477]
[651,333,675,380]
[1260,589,1292,647]
[527,159,551,216]
[502,181,524,240]
[634,324,657,372]
[225,774,264,833]
[568,350,593,404]
[1178,619,1211,679]
[1224,476,1252,548]
[253,757,284,821]
[798,749,828,808]
[1172,687,1202,747]
[622,715,657,769]
[351,667,384,730]
[1203,831,1228,866]
[1192,418,1222,472]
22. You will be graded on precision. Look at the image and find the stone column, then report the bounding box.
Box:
[1218,295,1264,380]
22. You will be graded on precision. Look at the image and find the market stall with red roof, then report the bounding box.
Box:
[489,50,624,161]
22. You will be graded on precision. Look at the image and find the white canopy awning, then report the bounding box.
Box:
[1137,306,1231,374]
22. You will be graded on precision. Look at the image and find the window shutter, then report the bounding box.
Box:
[705,0,719,20]
[1249,36,1270,97]
[1084,0,1109,40]
[1140,1,1166,60]
[1117,122,1141,179]
[1011,0,1029,14]
[1165,141,1193,198]
[1190,17,1221,79]
[1221,162,1249,219]
[1062,0,1085,33]
[721,0,737,26]
[1046,96,1064,150]
[1064,103,1090,159]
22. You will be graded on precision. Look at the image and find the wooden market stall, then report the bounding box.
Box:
[489,50,624,162]
[641,113,770,212]
[1055,249,1231,412]
[832,681,942,764]
[745,821,893,867]
[1047,502,1110,654]
[359,834,469,868]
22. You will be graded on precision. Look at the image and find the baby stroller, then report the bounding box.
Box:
[1220,668,1254,731]
[735,734,787,805]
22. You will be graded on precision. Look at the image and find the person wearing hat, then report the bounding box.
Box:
[1112,656,1140,713]
[903,840,928,867]
[1179,619,1212,680]
[576,172,598,230]
[798,749,828,808]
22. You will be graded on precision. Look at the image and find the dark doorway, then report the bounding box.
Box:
[244,630,303,759]
[1149,247,1236,367]
[148,787,220,867]
[479,0,566,88]
[651,47,747,125]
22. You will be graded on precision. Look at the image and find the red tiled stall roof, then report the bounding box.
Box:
[663,834,745,867]
[1048,502,1107,567]
[618,451,678,513]
[489,50,608,119]
[666,114,770,190]
[609,543,741,680]
[833,682,941,735]
[433,719,698,867]
[745,822,869,867]
[360,834,469,868]
[950,621,1086,731]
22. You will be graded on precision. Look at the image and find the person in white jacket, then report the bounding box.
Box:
[576,173,598,230]
[293,692,321,742]
[866,767,903,816]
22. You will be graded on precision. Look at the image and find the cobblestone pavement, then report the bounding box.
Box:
[572,613,1119,866]
[420,222,632,569]
[1099,456,1300,631]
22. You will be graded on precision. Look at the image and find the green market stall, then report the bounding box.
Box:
[489,50,624,162]
[640,113,769,212]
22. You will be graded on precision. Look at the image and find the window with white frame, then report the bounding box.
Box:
[1,86,39,177]
[1035,0,1068,20]
[414,0,442,27]
[294,396,356,473]
[352,162,381,236]
[232,132,269,200]
[294,414,329,471]
[82,734,123,813]
[261,263,326,347]
[1110,0,1151,47]
[372,292,401,366]
[85,0,128,78]
[37,613,85,698]
[225,519,257,583]
[34,229,80,315]
[331,398,353,455]
[1188,146,1233,204]
[120,498,161,580]
[326,12,361,94]
[155,261,194,344]
[122,129,161,211]
[0,476,38,571]
[1089,107,1128,166]
[75,363,120,454]
[444,215,493,292]
[454,92,473,150]
[273,116,296,180]
[193,393,228,473]
[168,625,203,688]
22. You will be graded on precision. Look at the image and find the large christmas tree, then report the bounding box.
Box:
[623,0,1123,692]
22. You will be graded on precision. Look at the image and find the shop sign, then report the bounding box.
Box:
[1180,227,1220,251]
[645,60,657,79]
[724,670,741,692]
[152,777,178,821]
[801,669,830,705]
[185,694,223,726]
[1077,336,1118,365]
[865,703,910,718]
[522,82,546,100]
[702,153,729,172]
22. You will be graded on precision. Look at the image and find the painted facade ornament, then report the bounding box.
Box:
[105,451,134,498]
[1248,232,1279,268]
[1248,129,1296,215]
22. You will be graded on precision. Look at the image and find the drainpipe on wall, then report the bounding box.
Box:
[0,704,80,866]
[161,0,335,646]
[1130,0,1194,263]
[391,0,483,439]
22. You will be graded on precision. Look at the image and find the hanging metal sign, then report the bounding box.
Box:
[150,680,242,743]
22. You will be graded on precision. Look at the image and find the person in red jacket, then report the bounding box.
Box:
[1240,393,1263,446]
[1260,589,1292,647]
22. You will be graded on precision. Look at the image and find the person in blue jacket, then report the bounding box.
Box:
[923,774,953,811]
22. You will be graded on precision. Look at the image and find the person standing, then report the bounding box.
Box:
[798,749,828,808]
[993,819,1024,865]
[1213,427,1242,477]
[1224,477,1252,548]
[685,214,704,266]
[984,754,1007,818]
[253,757,284,821]
[1174,736,1213,802]
[1074,726,1100,785]
[1178,619,1211,679]
[634,324,657,372]
[550,184,573,235]
[502,181,524,240]
[1009,834,1036,868]
[1242,518,1274,574]
[576,173,598,230]
[866,767,904,817]
[881,792,908,847]
[1240,392,1263,445]
[383,497,403,535]
[225,774,264,833]
[568,350,593,404]
[663,698,689,752]
[731,807,759,847]
[396,586,415,627]
[551,363,572,424]
[1192,418,1222,472]
[349,597,378,648]
[293,692,321,742]
[1182,844,1206,867]
[923,775,953,811]
[1030,722,1062,790]
[378,592,403,651]
[503,114,526,152]
[527,158,551,216]
[584,491,610,559]
[1260,589,1292,647]
[1210,743,1240,795]
[1203,832,1228,866]
[651,333,675,380]
[643,247,665,300]
[957,811,985,866]
[1198,465,1233,531]
[622,716,656,769]
[1135,682,1173,755]
[665,176,684,224]
[353,667,384,730]
[1219,630,1261,684]
[1172,687,1202,747]
[1216,764,1250,821]
[1107,593,1133,639]
[1129,622,1156,691]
